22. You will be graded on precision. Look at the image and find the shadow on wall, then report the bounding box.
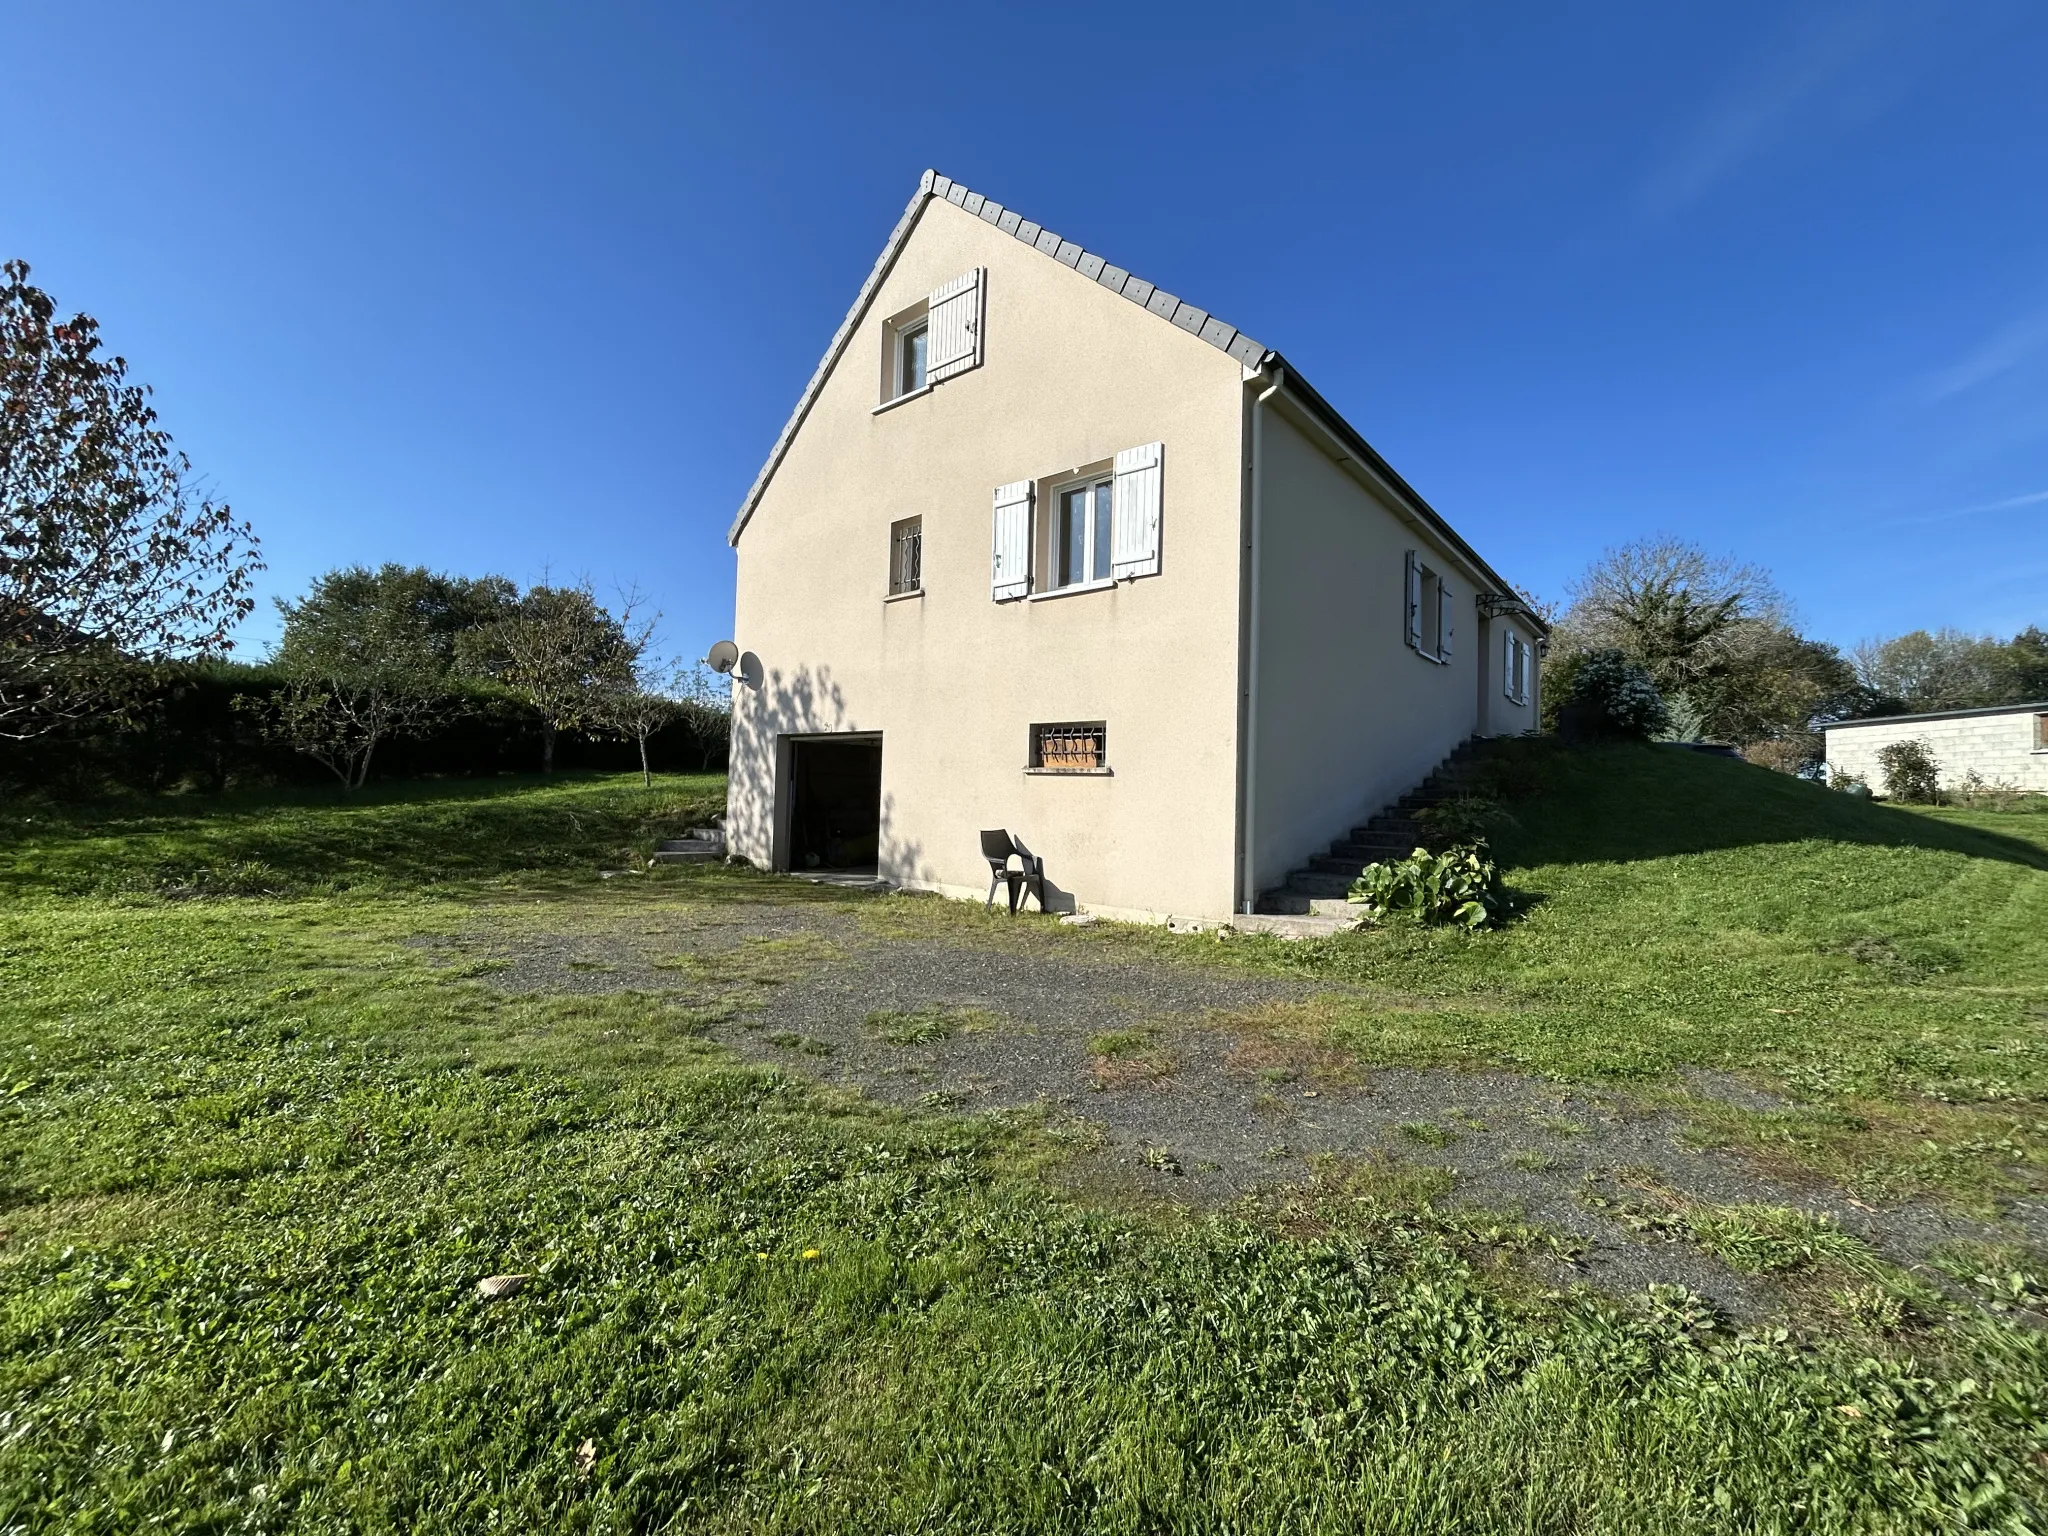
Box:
[1488,742,2048,873]
[728,659,931,888]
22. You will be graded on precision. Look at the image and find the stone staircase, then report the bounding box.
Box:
[1248,739,1488,927]
[650,817,728,864]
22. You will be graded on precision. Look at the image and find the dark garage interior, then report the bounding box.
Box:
[785,735,882,874]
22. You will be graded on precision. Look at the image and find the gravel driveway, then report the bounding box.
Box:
[418,880,2040,1319]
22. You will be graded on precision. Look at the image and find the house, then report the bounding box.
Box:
[1826,703,2048,795]
[724,170,1546,926]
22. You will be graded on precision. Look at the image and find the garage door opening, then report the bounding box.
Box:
[785,735,882,876]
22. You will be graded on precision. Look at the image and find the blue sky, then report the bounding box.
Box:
[5,1,2044,667]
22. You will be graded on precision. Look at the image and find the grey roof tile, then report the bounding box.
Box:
[1171,303,1209,335]
[1055,240,1083,268]
[1077,252,1105,280]
[1123,276,1156,307]
[997,209,1021,234]
[1145,289,1179,319]
[1199,315,1237,350]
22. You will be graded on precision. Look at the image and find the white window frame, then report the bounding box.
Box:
[1045,471,1115,593]
[1503,632,1530,705]
[1407,551,1452,663]
[894,318,929,398]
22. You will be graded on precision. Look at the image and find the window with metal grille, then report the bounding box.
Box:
[1030,721,1107,772]
[889,516,922,595]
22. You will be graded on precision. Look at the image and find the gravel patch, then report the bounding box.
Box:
[416,885,2042,1320]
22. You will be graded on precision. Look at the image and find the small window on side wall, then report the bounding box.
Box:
[2035,712,2048,750]
[1503,631,1530,705]
[888,516,922,596]
[1404,551,1453,662]
[1029,721,1107,772]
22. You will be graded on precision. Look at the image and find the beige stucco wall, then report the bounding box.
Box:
[1826,708,2048,794]
[728,196,1250,922]
[1246,402,1527,898]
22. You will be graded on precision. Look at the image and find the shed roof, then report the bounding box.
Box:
[1825,701,2048,730]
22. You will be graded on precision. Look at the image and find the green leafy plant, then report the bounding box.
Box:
[1875,737,1943,804]
[1347,843,1505,930]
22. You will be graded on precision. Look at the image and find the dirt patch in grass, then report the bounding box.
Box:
[419,878,2047,1322]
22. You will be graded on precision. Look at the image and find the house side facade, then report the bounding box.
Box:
[1244,394,1541,905]
[1825,704,2048,794]
[726,195,1251,921]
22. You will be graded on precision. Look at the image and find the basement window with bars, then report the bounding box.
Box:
[1029,721,1107,773]
[888,516,923,595]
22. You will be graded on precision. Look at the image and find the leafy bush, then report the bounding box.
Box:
[1415,793,1513,850]
[1551,648,1669,740]
[1876,738,1943,803]
[1348,843,1505,930]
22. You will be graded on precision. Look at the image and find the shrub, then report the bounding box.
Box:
[1743,733,1823,778]
[1876,738,1943,803]
[1348,843,1504,930]
[1414,793,1512,850]
[1551,648,1669,740]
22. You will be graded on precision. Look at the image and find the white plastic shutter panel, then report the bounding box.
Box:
[991,480,1033,600]
[1110,441,1163,579]
[927,269,984,383]
[1439,579,1453,658]
[1404,552,1422,649]
[1503,631,1517,700]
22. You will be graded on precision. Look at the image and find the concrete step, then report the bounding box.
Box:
[1254,888,1360,919]
[1327,843,1409,868]
[1286,868,1358,898]
[1310,850,1409,875]
[1231,911,1358,939]
[651,836,724,864]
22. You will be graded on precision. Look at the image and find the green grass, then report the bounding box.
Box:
[3,764,2048,1529]
[1200,742,2048,1208]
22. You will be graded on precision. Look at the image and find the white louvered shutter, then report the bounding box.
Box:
[991,479,1033,600]
[927,269,984,383]
[1440,579,1454,658]
[1110,441,1163,579]
[1503,630,1516,700]
[1404,552,1422,649]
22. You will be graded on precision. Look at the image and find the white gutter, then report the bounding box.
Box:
[1240,366,1286,914]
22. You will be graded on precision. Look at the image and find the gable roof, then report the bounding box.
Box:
[728,170,1543,629]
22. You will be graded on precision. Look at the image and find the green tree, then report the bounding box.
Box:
[1851,626,2048,714]
[251,565,515,790]
[1,259,261,740]
[1553,538,1855,757]
[458,582,642,773]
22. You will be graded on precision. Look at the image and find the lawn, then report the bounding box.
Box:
[2,758,2045,1532]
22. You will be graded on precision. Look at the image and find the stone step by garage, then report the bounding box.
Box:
[651,821,728,864]
[1250,739,1488,919]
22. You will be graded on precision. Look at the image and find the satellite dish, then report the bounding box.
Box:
[706,640,740,675]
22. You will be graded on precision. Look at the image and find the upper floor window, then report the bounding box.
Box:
[1404,551,1453,662]
[879,268,984,406]
[896,322,928,396]
[1053,475,1113,590]
[987,442,1163,603]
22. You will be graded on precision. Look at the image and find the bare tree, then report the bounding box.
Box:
[1,260,260,739]
[591,657,686,788]
[458,581,644,772]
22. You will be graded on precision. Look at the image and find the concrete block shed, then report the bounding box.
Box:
[1825,703,2048,794]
